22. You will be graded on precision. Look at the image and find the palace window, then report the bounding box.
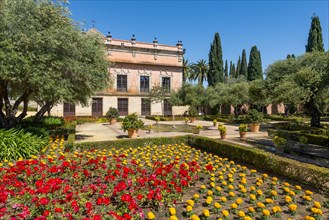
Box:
[117,75,127,92]
[140,76,150,93]
[162,77,171,92]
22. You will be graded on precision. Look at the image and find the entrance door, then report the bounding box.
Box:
[118,98,128,116]
[63,102,75,117]
[163,99,172,116]
[92,98,103,116]
[141,99,151,116]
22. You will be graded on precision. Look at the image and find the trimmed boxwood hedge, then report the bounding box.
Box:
[67,135,329,192]
[268,129,329,147]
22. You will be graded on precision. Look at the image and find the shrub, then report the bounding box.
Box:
[196,125,203,130]
[106,107,119,119]
[218,125,227,134]
[121,113,144,132]
[188,106,198,117]
[0,129,47,161]
[238,124,248,132]
[273,136,286,146]
[247,109,263,124]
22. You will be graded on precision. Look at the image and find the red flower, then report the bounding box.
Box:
[39,198,49,206]
[123,213,132,220]
[43,210,50,216]
[93,214,102,220]
[85,202,93,209]
[54,207,63,213]
[96,197,104,205]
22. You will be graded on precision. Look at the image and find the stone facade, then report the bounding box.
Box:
[51,29,187,117]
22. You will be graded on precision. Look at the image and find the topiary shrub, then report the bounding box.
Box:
[0,129,48,161]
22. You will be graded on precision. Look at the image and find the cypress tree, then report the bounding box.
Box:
[247,46,263,81]
[208,32,224,86]
[306,15,324,52]
[224,60,228,78]
[236,57,241,77]
[240,49,248,77]
[229,61,236,78]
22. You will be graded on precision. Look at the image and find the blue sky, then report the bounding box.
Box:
[68,0,328,72]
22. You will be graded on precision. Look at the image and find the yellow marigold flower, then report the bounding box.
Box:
[305,216,315,220]
[203,209,210,217]
[222,210,229,217]
[186,205,193,212]
[283,182,290,187]
[201,185,206,189]
[206,197,213,205]
[257,190,263,195]
[262,173,268,178]
[147,212,155,220]
[236,198,243,205]
[305,190,313,195]
[272,206,278,213]
[248,207,255,213]
[210,182,215,188]
[249,194,256,200]
[284,187,290,193]
[243,216,252,220]
[190,214,200,220]
[222,181,227,186]
[289,204,297,212]
[303,195,312,201]
[169,207,176,215]
[214,202,221,209]
[207,190,213,196]
[295,185,302,190]
[228,185,234,190]
[216,186,222,191]
[220,197,227,203]
[257,202,265,208]
[262,209,270,216]
[238,211,245,217]
[313,201,321,208]
[285,195,292,203]
[194,194,200,199]
[231,203,238,209]
[241,188,247,193]
[289,191,296,196]
[251,169,257,173]
[187,199,195,207]
[169,216,178,220]
[229,191,235,197]
[250,186,256,191]
[271,190,277,196]
[265,198,273,204]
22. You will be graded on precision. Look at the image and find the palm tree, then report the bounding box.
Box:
[190,59,209,86]
[182,58,191,84]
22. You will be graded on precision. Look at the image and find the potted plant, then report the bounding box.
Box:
[184,117,189,125]
[106,107,119,125]
[238,124,248,139]
[188,106,198,123]
[147,124,153,133]
[195,124,203,134]
[121,113,144,138]
[247,109,263,132]
[154,116,160,125]
[213,119,218,127]
[218,124,227,139]
[273,136,286,154]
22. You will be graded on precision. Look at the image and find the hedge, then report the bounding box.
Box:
[268,129,329,147]
[67,135,329,192]
[187,136,329,193]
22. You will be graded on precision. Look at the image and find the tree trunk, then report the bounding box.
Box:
[304,100,321,127]
[234,104,243,118]
[35,101,54,121]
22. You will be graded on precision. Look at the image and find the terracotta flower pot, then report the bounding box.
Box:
[220,133,227,139]
[239,131,247,139]
[110,118,117,125]
[249,123,260,132]
[127,128,138,138]
[189,117,196,123]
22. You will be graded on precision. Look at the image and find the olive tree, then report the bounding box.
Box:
[0,0,110,128]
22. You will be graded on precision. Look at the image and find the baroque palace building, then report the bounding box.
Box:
[52,28,187,117]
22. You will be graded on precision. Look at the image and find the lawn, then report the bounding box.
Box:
[0,137,328,219]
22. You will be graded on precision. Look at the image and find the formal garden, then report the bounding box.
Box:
[1,0,329,219]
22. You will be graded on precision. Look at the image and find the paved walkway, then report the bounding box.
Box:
[75,119,268,143]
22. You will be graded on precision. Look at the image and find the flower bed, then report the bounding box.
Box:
[0,137,328,219]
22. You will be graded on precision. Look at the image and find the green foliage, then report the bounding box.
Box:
[229,61,236,78]
[306,15,324,52]
[218,124,227,134]
[248,79,270,107]
[247,109,263,123]
[188,136,329,192]
[105,107,119,119]
[154,116,160,122]
[299,136,308,144]
[208,32,224,86]
[0,0,111,128]
[43,117,64,127]
[190,59,209,86]
[236,57,241,78]
[188,106,199,117]
[224,60,228,78]
[240,49,248,77]
[121,113,144,132]
[266,52,329,127]
[0,129,47,161]
[247,46,263,81]
[170,84,206,109]
[238,124,248,132]
[273,136,286,146]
